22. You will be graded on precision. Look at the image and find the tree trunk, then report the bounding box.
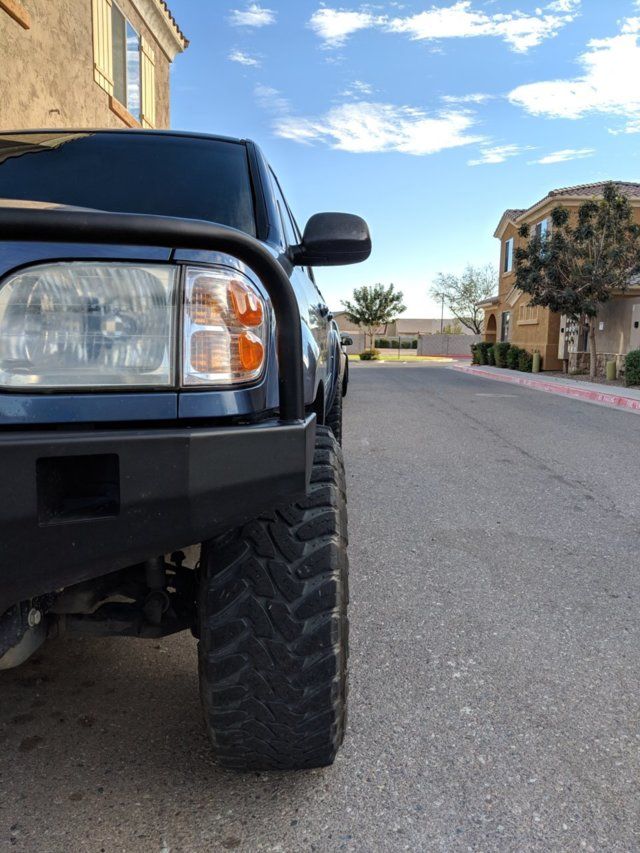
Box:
[589,319,597,380]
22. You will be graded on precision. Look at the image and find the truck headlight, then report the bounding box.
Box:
[182,266,267,386]
[0,262,268,391]
[0,263,177,389]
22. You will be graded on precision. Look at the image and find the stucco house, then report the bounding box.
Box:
[0,0,188,130]
[482,182,640,374]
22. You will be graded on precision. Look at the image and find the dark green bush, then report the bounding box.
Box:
[359,349,379,361]
[375,339,390,348]
[494,342,511,368]
[476,342,490,365]
[401,340,413,349]
[487,345,496,366]
[518,349,533,372]
[625,349,640,386]
[471,344,480,365]
[506,346,521,369]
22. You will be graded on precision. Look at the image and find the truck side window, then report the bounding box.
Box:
[269,169,297,249]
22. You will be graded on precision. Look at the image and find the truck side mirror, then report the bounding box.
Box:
[290,213,371,267]
[341,335,353,346]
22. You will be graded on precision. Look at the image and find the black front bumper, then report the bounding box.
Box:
[0,416,315,610]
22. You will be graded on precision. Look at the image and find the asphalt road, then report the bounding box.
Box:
[2,364,640,852]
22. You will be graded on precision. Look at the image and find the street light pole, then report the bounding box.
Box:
[440,293,445,336]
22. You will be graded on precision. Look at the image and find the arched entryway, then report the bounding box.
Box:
[485,313,497,343]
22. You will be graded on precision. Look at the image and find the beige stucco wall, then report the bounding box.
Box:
[0,0,174,130]
[594,295,640,354]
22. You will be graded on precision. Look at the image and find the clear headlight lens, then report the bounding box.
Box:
[0,263,177,388]
[0,261,268,391]
[183,266,267,386]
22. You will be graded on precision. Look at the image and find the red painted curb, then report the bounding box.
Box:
[453,364,640,414]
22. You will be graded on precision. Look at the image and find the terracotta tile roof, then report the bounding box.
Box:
[546,181,640,199]
[503,208,525,221]
[159,0,189,48]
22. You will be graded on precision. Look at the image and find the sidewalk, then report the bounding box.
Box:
[452,363,640,414]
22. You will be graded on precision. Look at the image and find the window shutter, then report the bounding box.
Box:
[92,0,113,95]
[141,36,156,128]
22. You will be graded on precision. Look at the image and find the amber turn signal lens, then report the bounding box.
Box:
[230,279,263,327]
[238,332,264,372]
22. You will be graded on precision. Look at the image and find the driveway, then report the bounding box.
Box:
[2,364,640,851]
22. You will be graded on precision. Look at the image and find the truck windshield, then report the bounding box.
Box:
[0,132,256,236]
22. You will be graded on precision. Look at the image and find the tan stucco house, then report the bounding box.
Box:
[482,182,640,373]
[1,0,187,130]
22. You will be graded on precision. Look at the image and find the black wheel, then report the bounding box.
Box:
[326,379,343,444]
[198,425,349,771]
[342,358,349,397]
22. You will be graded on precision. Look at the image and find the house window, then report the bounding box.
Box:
[501,311,511,342]
[535,218,549,240]
[503,237,514,273]
[518,304,539,324]
[112,4,141,122]
[92,0,156,127]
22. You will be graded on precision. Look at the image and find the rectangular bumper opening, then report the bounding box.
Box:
[37,453,120,525]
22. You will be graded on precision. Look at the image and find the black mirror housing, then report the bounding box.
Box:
[341,335,353,347]
[291,213,371,267]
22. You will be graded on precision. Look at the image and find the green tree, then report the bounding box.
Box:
[341,284,406,350]
[515,183,640,379]
[431,264,497,334]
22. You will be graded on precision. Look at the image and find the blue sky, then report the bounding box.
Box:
[168,0,640,314]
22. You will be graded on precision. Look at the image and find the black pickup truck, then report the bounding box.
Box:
[0,129,371,770]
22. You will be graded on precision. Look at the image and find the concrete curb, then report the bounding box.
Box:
[452,364,640,414]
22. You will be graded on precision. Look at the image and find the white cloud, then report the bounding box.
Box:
[386,1,578,53]
[509,20,640,132]
[468,144,530,166]
[272,101,482,155]
[342,80,375,97]
[229,3,276,27]
[308,9,377,47]
[254,84,290,114]
[533,148,595,164]
[308,1,579,52]
[229,49,261,67]
[442,92,494,105]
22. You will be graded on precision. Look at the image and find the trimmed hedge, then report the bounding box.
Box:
[625,349,640,386]
[487,345,496,366]
[494,342,511,368]
[476,342,491,365]
[518,349,533,372]
[506,346,521,369]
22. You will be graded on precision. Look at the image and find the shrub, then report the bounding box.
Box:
[401,340,413,349]
[506,346,521,369]
[475,342,491,365]
[494,342,511,368]
[487,345,496,366]
[518,349,533,372]
[471,344,480,365]
[625,349,640,386]
[359,349,379,361]
[375,339,390,348]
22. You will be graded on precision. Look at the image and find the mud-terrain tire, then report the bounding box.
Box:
[198,425,349,771]
[325,379,343,444]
